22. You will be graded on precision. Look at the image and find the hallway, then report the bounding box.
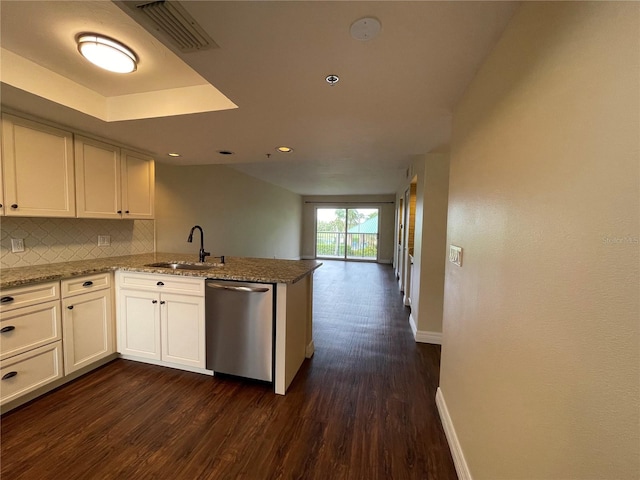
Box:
[1,261,456,479]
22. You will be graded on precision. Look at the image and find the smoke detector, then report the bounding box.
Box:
[350,17,381,41]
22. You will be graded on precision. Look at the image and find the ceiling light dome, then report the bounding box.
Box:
[77,34,137,73]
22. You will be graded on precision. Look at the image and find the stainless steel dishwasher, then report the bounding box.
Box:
[205,280,274,382]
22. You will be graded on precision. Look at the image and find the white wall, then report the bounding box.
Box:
[301,195,395,262]
[155,163,302,259]
[406,153,450,342]
[439,3,639,479]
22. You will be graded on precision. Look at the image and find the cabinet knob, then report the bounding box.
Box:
[156,281,164,286]
[10,204,18,209]
[160,300,166,305]
[0,203,3,208]
[82,281,94,287]
[0,296,14,304]
[2,371,18,380]
[0,326,15,333]
[152,300,158,304]
[67,305,74,310]
[125,210,130,214]
[117,210,122,214]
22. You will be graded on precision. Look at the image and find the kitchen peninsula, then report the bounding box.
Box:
[0,254,321,410]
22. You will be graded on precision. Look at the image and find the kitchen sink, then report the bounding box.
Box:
[145,262,215,271]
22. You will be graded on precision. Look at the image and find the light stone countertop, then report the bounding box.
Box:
[0,253,322,289]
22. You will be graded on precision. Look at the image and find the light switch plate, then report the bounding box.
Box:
[11,238,24,253]
[449,245,462,266]
[97,235,111,246]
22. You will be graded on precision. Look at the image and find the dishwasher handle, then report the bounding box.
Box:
[207,283,270,293]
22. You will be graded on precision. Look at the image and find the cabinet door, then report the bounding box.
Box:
[75,136,121,219]
[1,114,75,217]
[117,289,160,360]
[62,289,114,374]
[160,293,205,368]
[121,150,154,219]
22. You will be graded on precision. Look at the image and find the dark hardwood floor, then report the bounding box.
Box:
[1,260,457,480]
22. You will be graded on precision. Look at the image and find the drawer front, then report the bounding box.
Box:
[0,282,60,313]
[0,300,62,361]
[116,272,204,296]
[0,341,64,405]
[61,273,111,298]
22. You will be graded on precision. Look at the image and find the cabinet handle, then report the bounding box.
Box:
[67,305,74,310]
[152,300,158,304]
[160,300,165,305]
[156,281,164,286]
[2,372,17,380]
[10,204,18,209]
[82,281,94,287]
[0,296,14,304]
[0,326,15,333]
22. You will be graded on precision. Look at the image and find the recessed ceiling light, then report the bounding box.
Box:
[350,17,382,41]
[77,33,137,73]
[218,150,235,155]
[168,153,181,157]
[276,146,293,153]
[325,74,339,86]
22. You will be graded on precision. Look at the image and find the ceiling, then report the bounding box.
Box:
[0,1,518,195]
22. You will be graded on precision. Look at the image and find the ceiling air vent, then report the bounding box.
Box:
[134,0,218,52]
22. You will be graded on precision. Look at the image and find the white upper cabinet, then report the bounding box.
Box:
[0,118,5,216]
[75,137,155,219]
[74,136,122,219]
[1,114,76,217]
[121,149,155,219]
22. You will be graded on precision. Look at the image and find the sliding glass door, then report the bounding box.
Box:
[315,208,379,261]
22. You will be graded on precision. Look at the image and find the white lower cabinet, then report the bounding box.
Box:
[117,289,161,360]
[0,342,63,405]
[116,272,205,370]
[0,281,63,406]
[61,283,114,374]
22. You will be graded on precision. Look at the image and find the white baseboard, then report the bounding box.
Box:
[305,340,315,358]
[436,387,472,480]
[408,314,442,344]
[378,258,393,264]
[302,255,315,260]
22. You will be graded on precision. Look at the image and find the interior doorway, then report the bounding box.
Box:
[315,207,379,261]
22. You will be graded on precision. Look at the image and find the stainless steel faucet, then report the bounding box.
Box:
[187,225,210,262]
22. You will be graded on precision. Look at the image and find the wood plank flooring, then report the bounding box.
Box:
[1,260,457,480]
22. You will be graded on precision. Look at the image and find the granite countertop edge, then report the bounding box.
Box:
[0,253,323,289]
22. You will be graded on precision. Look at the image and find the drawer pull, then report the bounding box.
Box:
[0,296,14,304]
[152,300,158,304]
[67,305,74,310]
[157,281,164,286]
[0,326,16,333]
[2,371,18,380]
[82,281,94,287]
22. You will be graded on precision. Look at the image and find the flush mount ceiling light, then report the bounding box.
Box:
[168,153,181,157]
[350,17,382,41]
[77,34,137,73]
[325,74,339,86]
[276,146,293,153]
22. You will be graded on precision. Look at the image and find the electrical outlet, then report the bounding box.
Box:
[449,245,462,267]
[11,238,25,253]
[97,235,111,246]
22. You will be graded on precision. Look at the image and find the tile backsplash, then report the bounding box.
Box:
[0,217,155,268]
